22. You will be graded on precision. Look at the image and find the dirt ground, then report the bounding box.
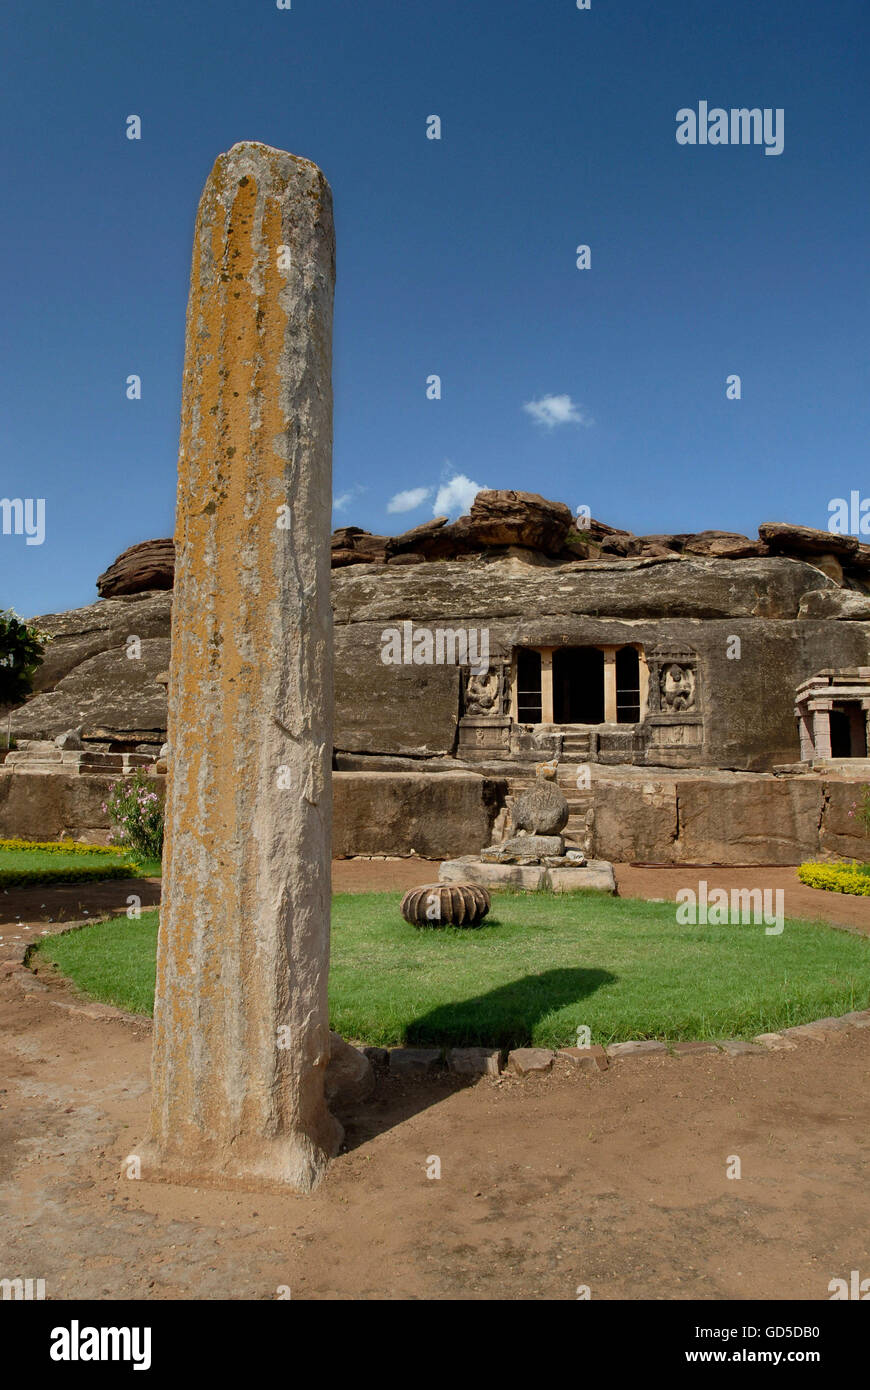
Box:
[1,861,868,1300]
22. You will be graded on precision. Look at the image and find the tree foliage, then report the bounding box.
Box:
[0,610,49,710]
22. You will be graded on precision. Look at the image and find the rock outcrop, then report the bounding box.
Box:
[14,491,870,770]
[14,592,172,744]
[87,494,870,586]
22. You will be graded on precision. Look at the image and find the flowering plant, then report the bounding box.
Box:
[847,787,870,839]
[103,771,164,859]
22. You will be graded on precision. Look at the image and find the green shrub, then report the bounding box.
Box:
[0,863,137,888]
[798,862,870,896]
[0,837,122,855]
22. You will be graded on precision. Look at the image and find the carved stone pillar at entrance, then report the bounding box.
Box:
[603,647,617,723]
[811,703,832,759]
[540,648,554,723]
[638,649,650,718]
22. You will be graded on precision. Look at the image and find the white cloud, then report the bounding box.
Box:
[387,486,433,514]
[333,485,366,513]
[522,394,592,429]
[433,473,485,518]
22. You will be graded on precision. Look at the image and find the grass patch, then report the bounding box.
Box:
[0,847,141,887]
[34,891,870,1048]
[0,839,161,886]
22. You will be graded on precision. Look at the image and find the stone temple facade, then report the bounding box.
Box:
[6,491,870,865]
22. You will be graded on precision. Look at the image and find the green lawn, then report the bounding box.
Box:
[0,846,158,888]
[33,891,870,1048]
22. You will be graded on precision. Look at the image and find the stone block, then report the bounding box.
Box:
[361,1046,389,1066]
[752,1032,797,1050]
[507,1048,554,1075]
[717,1039,767,1056]
[439,857,616,894]
[498,834,564,857]
[446,1047,501,1077]
[606,1040,668,1059]
[671,1040,721,1057]
[388,1047,443,1075]
[557,1045,608,1072]
[325,1032,375,1109]
[333,772,505,859]
[549,861,616,894]
[782,1017,851,1041]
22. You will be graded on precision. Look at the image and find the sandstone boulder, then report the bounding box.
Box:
[591,775,823,865]
[818,779,870,859]
[683,531,767,559]
[452,489,574,555]
[12,638,170,742]
[636,533,692,554]
[759,522,859,558]
[325,1032,375,1109]
[96,539,175,597]
[798,589,870,620]
[330,527,389,566]
[386,516,451,559]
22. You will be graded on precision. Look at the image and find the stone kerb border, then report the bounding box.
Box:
[7,915,870,1072]
[362,1012,870,1079]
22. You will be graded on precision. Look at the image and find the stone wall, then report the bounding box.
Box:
[0,768,154,842]
[591,773,870,865]
[3,762,868,866]
[14,592,171,743]
[0,766,504,860]
[333,771,506,859]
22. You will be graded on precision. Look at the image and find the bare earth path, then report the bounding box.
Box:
[0,860,868,1300]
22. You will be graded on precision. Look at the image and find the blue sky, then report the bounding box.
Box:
[0,0,867,615]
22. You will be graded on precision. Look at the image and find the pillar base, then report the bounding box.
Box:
[135,1121,343,1195]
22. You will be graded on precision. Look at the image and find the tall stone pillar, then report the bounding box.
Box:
[540,648,554,724]
[143,143,340,1192]
[603,648,617,723]
[638,649,650,719]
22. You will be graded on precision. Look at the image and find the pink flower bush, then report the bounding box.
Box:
[105,770,164,859]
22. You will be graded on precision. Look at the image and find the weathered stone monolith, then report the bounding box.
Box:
[142,142,340,1191]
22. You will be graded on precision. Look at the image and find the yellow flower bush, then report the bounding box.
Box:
[798,862,870,896]
[0,838,123,855]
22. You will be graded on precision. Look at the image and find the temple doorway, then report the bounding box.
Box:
[830,702,868,758]
[553,648,604,724]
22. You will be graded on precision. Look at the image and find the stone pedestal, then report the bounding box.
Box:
[440,856,616,895]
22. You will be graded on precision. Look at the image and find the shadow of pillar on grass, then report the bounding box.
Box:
[405,966,616,1050]
[335,967,617,1153]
